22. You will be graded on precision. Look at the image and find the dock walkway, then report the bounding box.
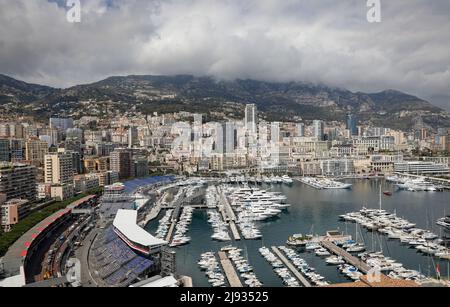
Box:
[271,247,312,287]
[217,187,240,240]
[320,241,372,274]
[229,222,241,241]
[165,221,176,242]
[218,251,243,287]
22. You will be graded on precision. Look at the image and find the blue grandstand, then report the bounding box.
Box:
[123,176,175,193]
[90,226,158,287]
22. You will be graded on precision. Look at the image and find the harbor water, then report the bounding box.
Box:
[145,179,450,287]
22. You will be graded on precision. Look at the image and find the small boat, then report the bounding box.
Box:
[326,256,345,265]
[383,191,393,196]
[315,248,331,256]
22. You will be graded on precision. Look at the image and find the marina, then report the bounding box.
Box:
[198,252,226,287]
[278,246,329,286]
[271,246,312,287]
[320,240,372,274]
[222,247,263,287]
[340,207,450,259]
[259,247,300,287]
[170,206,194,247]
[146,178,450,287]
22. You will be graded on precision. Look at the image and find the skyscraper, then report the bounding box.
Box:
[313,120,325,141]
[128,126,138,148]
[245,104,257,133]
[347,114,358,136]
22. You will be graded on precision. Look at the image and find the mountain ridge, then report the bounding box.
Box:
[0,73,448,130]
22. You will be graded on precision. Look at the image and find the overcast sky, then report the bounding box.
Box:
[0,0,449,110]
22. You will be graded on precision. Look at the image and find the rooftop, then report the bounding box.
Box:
[326,275,420,288]
[113,209,167,248]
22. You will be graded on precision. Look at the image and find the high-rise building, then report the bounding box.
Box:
[134,156,149,178]
[9,139,24,162]
[0,139,10,162]
[245,104,258,133]
[39,128,61,146]
[313,120,325,141]
[50,117,74,131]
[66,127,83,139]
[25,138,49,167]
[128,126,138,148]
[297,123,305,137]
[95,142,119,156]
[0,162,37,201]
[0,139,25,162]
[70,151,83,174]
[347,114,358,136]
[97,171,119,186]
[64,138,82,154]
[110,148,135,179]
[0,123,24,138]
[44,151,74,185]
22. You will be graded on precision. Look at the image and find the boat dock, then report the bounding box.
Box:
[229,222,241,241]
[218,251,243,287]
[271,246,312,287]
[165,221,176,242]
[320,240,372,274]
[217,187,241,240]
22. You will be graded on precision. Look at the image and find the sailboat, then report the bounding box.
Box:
[346,220,366,253]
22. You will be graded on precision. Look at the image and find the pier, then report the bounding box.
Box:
[217,187,241,240]
[165,221,176,242]
[320,241,372,274]
[165,198,183,241]
[229,222,241,241]
[218,251,243,287]
[271,247,312,287]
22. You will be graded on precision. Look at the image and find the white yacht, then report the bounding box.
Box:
[437,216,450,229]
[281,175,294,185]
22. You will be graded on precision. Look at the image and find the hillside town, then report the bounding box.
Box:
[0,104,449,234]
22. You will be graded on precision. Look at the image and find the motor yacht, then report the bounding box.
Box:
[281,175,294,185]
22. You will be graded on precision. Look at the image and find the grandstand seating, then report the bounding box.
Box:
[123,176,174,193]
[91,226,158,287]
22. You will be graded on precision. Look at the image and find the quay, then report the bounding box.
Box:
[218,251,243,287]
[138,201,162,227]
[320,241,372,274]
[271,246,312,287]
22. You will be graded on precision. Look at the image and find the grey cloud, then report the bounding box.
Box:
[0,0,449,109]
